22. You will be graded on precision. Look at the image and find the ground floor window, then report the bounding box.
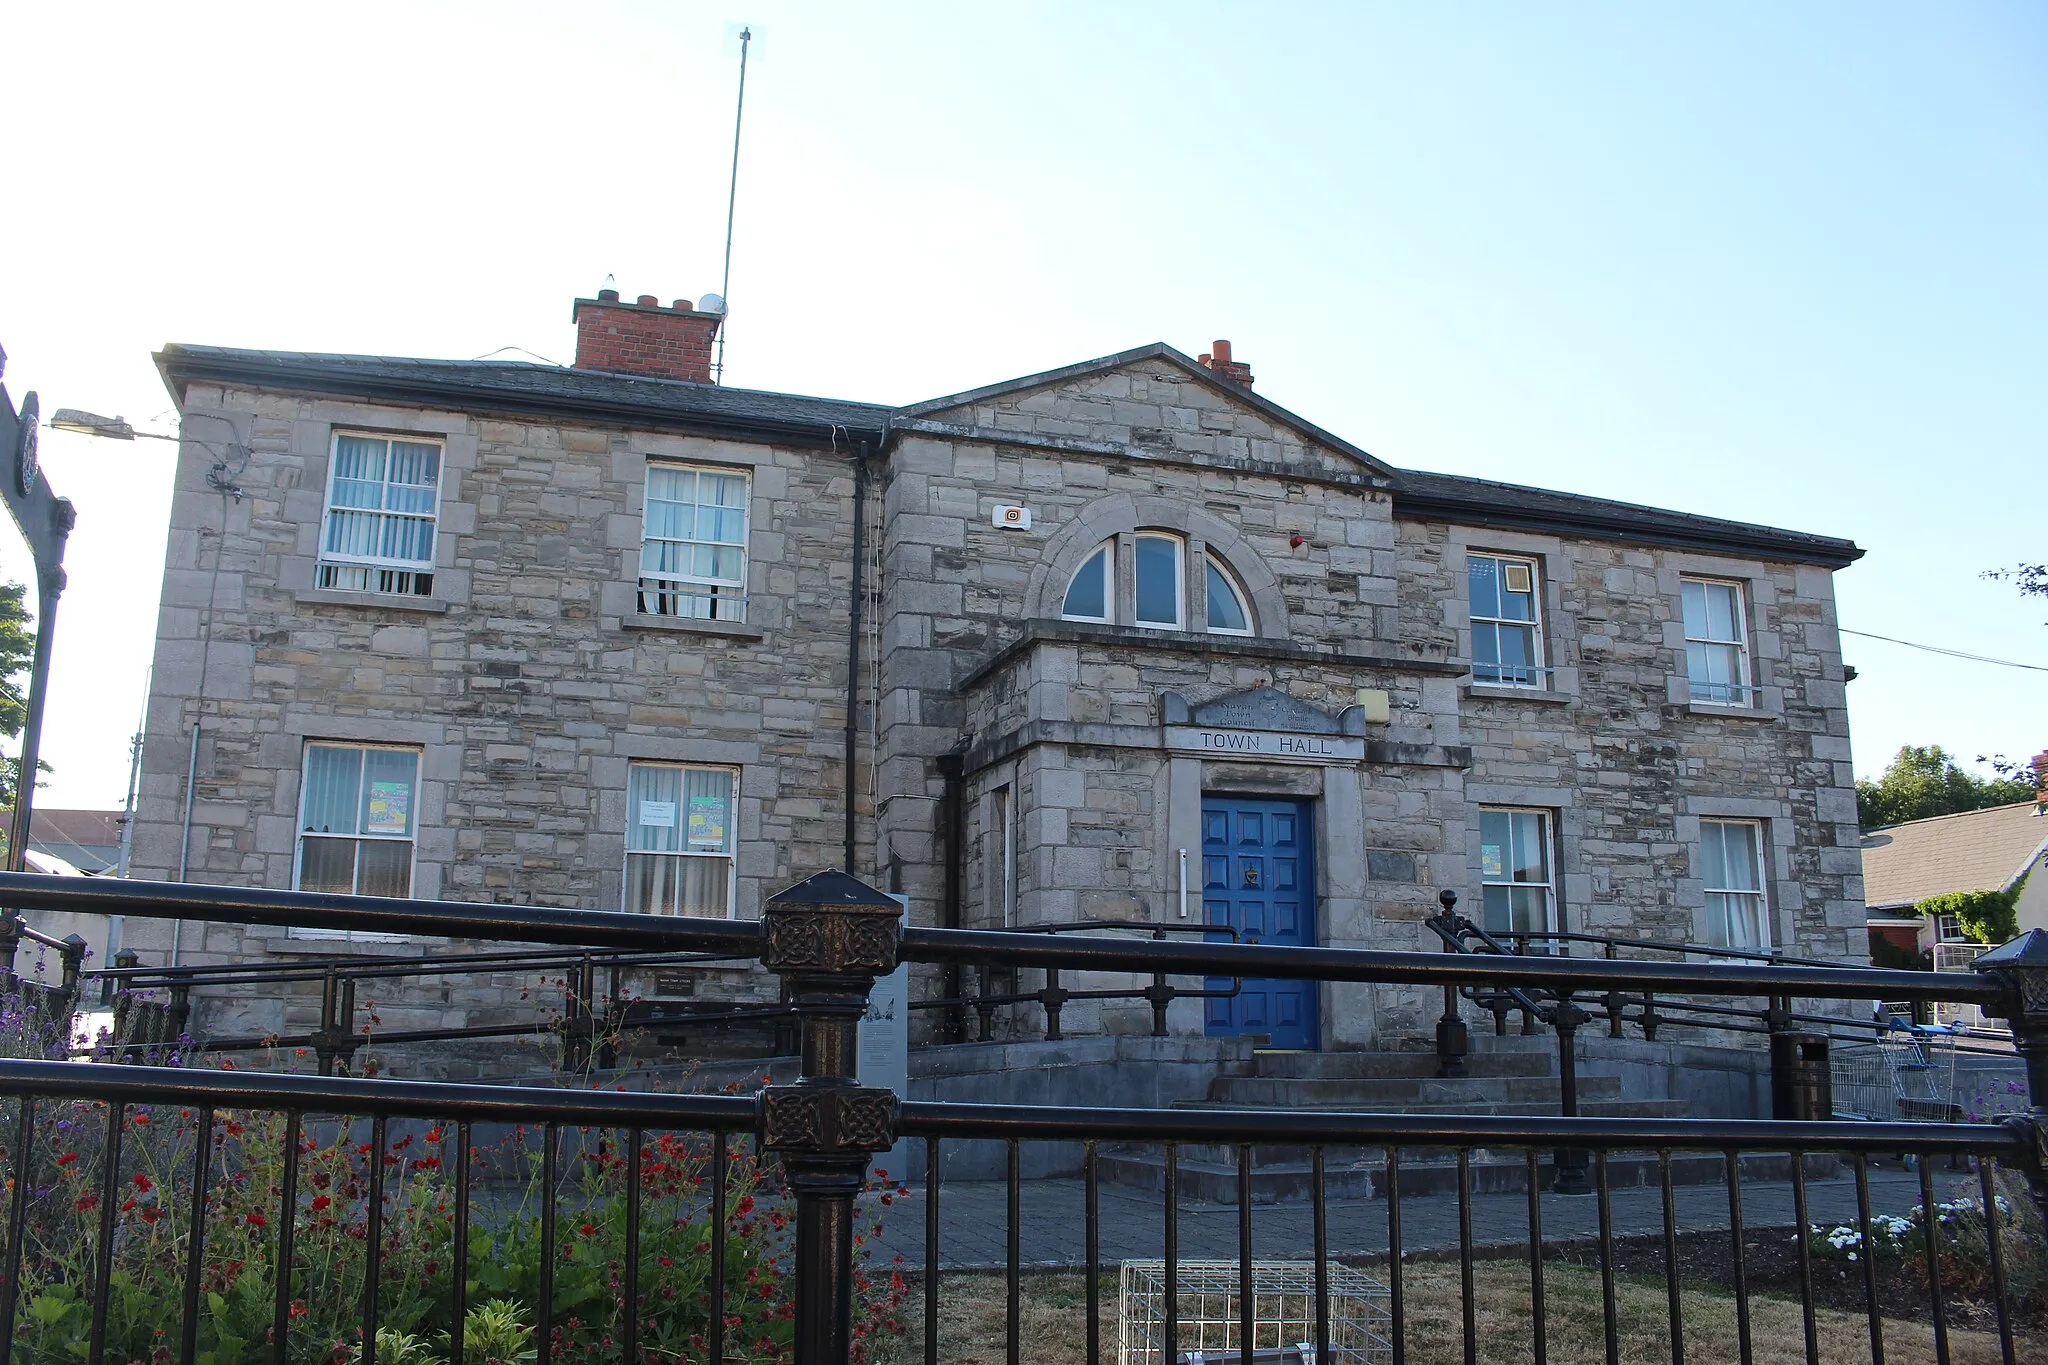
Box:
[293,742,420,940]
[1479,807,1556,942]
[1701,818,1770,951]
[626,763,737,916]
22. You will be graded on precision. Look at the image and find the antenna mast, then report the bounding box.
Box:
[713,26,751,385]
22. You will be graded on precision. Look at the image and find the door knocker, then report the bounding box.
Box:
[1243,864,1260,888]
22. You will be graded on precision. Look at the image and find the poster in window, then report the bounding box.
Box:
[365,782,411,835]
[1481,843,1505,879]
[687,793,728,849]
[638,800,677,829]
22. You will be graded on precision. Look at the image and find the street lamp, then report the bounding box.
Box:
[48,409,180,443]
[0,346,78,875]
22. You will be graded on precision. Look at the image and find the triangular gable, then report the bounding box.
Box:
[896,343,1392,478]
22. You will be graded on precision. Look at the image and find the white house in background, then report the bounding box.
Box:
[1861,798,2048,972]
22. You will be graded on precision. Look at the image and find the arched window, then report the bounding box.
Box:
[1133,533,1183,628]
[1205,557,1253,635]
[1060,543,1112,622]
[1059,533,1258,636]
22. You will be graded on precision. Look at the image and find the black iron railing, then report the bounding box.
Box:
[86,941,783,1073]
[910,919,1243,1041]
[0,869,2037,1365]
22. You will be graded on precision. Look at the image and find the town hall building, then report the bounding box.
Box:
[122,289,1866,1053]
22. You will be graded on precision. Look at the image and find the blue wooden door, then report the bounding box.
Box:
[1201,796,1318,1049]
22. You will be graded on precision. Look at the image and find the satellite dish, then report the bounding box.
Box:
[698,293,726,315]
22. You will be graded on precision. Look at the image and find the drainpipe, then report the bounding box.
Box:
[172,720,200,965]
[842,440,868,874]
[936,750,965,1041]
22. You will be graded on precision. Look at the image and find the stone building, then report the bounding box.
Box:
[122,289,1866,1053]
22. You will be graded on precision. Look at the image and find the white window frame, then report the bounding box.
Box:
[1681,576,1754,706]
[292,741,422,941]
[1467,552,1545,687]
[1701,817,1771,953]
[638,462,751,622]
[1477,806,1558,944]
[1204,554,1255,636]
[1059,542,1115,624]
[1132,532,1185,629]
[1060,533,1256,636]
[316,431,443,598]
[624,762,740,919]
[1936,913,1964,943]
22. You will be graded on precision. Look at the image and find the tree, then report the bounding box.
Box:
[1984,561,2047,621]
[0,582,39,813]
[1855,744,2036,830]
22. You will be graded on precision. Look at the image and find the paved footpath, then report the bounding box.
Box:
[865,1165,1939,1272]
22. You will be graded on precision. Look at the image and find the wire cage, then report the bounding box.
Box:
[1118,1260,1393,1365]
[1830,1026,1960,1122]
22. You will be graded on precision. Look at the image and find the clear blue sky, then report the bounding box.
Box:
[0,1,2041,810]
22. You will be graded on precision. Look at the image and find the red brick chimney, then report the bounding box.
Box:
[2032,750,2048,814]
[572,288,724,383]
[1196,339,1254,388]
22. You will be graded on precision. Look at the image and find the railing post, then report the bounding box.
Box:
[0,914,19,978]
[1604,941,1624,1038]
[101,947,137,1009]
[757,870,903,1365]
[1551,993,1591,1196]
[1147,930,1173,1037]
[1042,966,1067,1041]
[1974,931,2048,1226]
[1434,891,1469,1079]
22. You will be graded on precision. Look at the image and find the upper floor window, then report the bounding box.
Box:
[296,742,419,900]
[626,762,738,917]
[1701,818,1769,951]
[1467,554,1543,686]
[640,464,749,621]
[1060,532,1255,636]
[1936,913,1964,942]
[1479,806,1556,941]
[1133,533,1183,628]
[1682,577,1752,705]
[317,433,441,597]
[1205,558,1253,635]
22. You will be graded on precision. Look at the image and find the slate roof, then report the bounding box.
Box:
[1392,469,1863,567]
[1859,802,2048,910]
[156,346,893,448]
[3,808,122,874]
[155,342,1862,565]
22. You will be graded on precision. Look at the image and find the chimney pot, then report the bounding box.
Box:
[1196,337,1254,388]
[672,299,692,311]
[598,288,620,303]
[636,294,660,307]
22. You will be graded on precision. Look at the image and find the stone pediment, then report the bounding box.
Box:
[1161,686,1346,735]
[894,344,1391,482]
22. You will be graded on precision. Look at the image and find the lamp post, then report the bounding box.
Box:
[0,346,78,874]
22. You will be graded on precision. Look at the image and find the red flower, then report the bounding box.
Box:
[245,1212,267,1227]
[54,1152,78,1167]
[130,1112,150,1126]
[578,1222,597,1237]
[132,1173,153,1191]
[140,1208,161,1224]
[74,1195,98,1212]
[310,1196,332,1212]
[734,1195,755,1216]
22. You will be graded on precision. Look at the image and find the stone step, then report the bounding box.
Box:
[1098,1147,1835,1206]
[1249,1050,1552,1080]
[1206,1074,1622,1107]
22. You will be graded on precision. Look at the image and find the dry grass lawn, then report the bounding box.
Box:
[890,1262,2039,1365]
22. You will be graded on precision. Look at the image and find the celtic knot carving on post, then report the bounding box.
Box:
[760,1085,898,1154]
